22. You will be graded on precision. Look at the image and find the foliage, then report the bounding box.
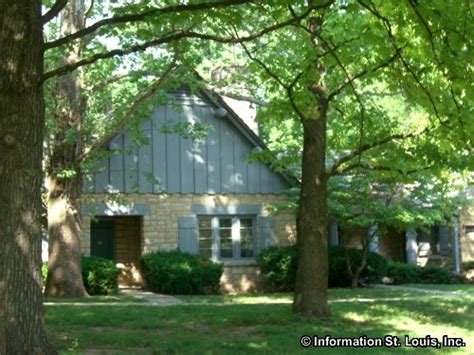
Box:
[196,0,473,315]
[140,251,223,295]
[386,262,423,284]
[328,246,388,287]
[257,246,298,291]
[418,267,461,285]
[257,245,388,290]
[387,262,460,285]
[81,256,120,295]
[463,261,474,270]
[44,257,120,295]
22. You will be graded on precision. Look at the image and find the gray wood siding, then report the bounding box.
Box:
[89,90,290,194]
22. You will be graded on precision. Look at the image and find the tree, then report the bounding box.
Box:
[330,170,468,288]
[0,1,55,352]
[0,0,321,349]
[41,0,321,297]
[43,0,180,297]
[197,0,473,316]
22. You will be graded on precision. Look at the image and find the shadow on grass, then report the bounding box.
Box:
[45,297,473,354]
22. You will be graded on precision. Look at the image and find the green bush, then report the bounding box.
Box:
[419,266,460,284]
[387,262,460,284]
[257,245,388,290]
[257,245,297,291]
[81,256,120,295]
[386,262,422,284]
[140,251,223,295]
[328,246,388,287]
[462,261,474,270]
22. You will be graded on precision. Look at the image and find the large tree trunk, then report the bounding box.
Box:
[292,14,331,317]
[45,173,88,297]
[0,0,56,352]
[44,0,88,297]
[293,115,331,317]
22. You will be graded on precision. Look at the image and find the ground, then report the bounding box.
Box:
[45,285,474,354]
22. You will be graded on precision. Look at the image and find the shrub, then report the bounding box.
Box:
[387,262,461,284]
[257,245,388,290]
[257,245,297,291]
[81,256,120,295]
[328,246,388,287]
[462,261,474,270]
[419,266,460,284]
[140,251,223,295]
[386,262,422,284]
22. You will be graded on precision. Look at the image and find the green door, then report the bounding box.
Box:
[91,219,115,260]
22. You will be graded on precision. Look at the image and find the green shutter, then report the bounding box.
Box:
[178,216,199,254]
[90,220,115,260]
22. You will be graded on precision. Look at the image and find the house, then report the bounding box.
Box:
[328,187,474,272]
[80,87,297,293]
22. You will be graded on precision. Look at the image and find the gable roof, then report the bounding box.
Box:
[86,86,294,195]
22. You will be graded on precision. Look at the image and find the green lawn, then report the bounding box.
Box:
[403,284,474,295]
[45,290,474,354]
[176,287,436,304]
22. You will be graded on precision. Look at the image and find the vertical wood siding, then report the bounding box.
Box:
[90,90,290,194]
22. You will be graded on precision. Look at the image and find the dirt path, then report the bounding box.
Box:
[43,286,473,307]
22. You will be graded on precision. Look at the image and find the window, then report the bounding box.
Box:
[198,216,255,260]
[198,218,212,258]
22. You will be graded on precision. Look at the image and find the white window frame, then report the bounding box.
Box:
[198,215,256,261]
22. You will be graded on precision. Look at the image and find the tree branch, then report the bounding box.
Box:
[84,0,95,20]
[89,70,154,91]
[327,47,401,100]
[42,0,68,25]
[204,87,269,106]
[78,56,177,163]
[42,1,332,82]
[240,42,309,123]
[358,0,448,127]
[328,126,430,176]
[44,0,254,50]
[335,162,435,176]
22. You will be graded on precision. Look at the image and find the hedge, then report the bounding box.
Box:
[81,256,120,295]
[42,256,120,295]
[257,245,388,291]
[140,251,223,295]
[387,262,460,284]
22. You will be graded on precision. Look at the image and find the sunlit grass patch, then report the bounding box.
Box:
[45,294,474,354]
[403,284,474,295]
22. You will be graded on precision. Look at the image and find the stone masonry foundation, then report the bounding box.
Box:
[81,193,296,293]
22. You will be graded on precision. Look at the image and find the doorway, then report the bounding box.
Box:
[90,216,143,286]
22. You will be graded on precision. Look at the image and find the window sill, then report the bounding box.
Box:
[217,260,258,267]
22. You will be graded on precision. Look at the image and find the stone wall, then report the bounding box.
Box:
[220,261,266,294]
[81,193,296,292]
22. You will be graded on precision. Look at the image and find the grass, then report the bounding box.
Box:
[45,290,474,354]
[403,284,474,295]
[176,287,433,304]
